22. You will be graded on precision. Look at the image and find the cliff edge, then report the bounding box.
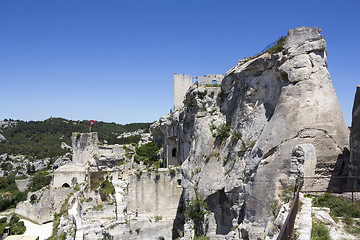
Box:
[151,26,350,239]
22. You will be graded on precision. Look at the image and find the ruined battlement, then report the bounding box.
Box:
[174,73,224,109]
[72,132,98,164]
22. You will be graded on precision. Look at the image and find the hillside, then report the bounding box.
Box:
[0,118,151,159]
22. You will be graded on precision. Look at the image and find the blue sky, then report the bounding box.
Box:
[0,0,359,125]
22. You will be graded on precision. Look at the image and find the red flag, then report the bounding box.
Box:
[90,120,95,126]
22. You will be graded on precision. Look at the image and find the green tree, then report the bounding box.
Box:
[134,142,159,165]
[27,171,52,192]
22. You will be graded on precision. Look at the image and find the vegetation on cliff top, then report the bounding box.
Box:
[134,142,159,166]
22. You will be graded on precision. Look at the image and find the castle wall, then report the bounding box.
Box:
[126,170,182,219]
[53,164,87,188]
[174,74,224,109]
[15,188,73,224]
[72,132,98,164]
[174,74,193,109]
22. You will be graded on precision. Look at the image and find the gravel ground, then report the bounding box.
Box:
[22,219,53,240]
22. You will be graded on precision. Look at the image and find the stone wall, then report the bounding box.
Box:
[174,74,193,109]
[15,188,72,224]
[126,169,182,219]
[15,178,30,192]
[72,132,98,164]
[174,74,224,109]
[53,164,87,188]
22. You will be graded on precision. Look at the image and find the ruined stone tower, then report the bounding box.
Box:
[174,74,224,109]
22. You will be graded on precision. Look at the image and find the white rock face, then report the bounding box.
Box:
[0,133,5,141]
[151,26,350,239]
[61,142,72,150]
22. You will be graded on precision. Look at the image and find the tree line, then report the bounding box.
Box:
[0,118,151,159]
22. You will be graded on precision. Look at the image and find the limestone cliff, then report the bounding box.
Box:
[349,86,360,177]
[151,26,350,239]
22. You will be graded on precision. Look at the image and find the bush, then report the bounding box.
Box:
[230,131,242,145]
[213,124,230,144]
[194,236,210,240]
[100,179,115,196]
[27,170,52,192]
[151,160,161,169]
[93,204,103,211]
[135,142,159,165]
[312,193,360,219]
[155,215,162,222]
[266,36,285,54]
[8,215,26,235]
[185,194,209,224]
[0,191,26,211]
[101,232,114,240]
[311,221,331,240]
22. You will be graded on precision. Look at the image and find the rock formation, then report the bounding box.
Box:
[151,26,350,239]
[349,86,360,179]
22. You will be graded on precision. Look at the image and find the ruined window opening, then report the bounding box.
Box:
[177,179,182,185]
[172,148,177,157]
[62,183,70,188]
[30,194,38,202]
[212,80,217,85]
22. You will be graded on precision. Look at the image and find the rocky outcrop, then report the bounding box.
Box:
[0,133,5,141]
[151,26,350,239]
[349,86,360,178]
[347,86,360,192]
[15,188,73,224]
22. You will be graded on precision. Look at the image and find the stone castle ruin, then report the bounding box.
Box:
[174,74,224,109]
[13,26,360,239]
[16,131,184,239]
[152,26,354,239]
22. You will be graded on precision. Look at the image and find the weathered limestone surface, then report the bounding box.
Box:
[72,132,98,164]
[290,144,317,191]
[15,178,30,192]
[53,163,87,187]
[152,26,349,239]
[15,188,72,224]
[126,170,183,219]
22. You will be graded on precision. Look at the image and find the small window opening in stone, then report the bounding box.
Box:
[172,148,177,157]
[62,183,70,188]
[30,194,38,202]
[177,179,182,185]
[212,80,217,85]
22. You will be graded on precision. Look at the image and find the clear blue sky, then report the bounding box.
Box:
[0,0,358,125]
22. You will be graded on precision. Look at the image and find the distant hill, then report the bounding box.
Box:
[0,118,151,159]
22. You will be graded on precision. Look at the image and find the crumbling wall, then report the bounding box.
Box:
[15,188,72,224]
[72,132,98,164]
[126,169,182,219]
[174,74,224,109]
